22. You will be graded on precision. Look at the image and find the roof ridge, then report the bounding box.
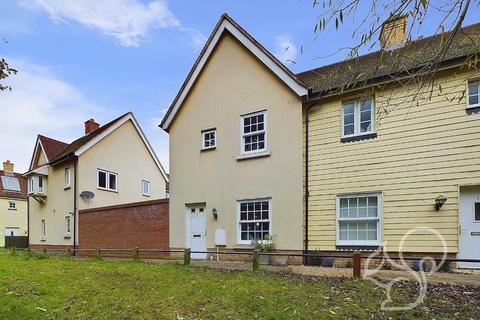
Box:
[296,21,480,77]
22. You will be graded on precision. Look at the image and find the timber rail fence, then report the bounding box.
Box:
[10,247,480,278]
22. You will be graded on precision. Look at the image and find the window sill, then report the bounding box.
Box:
[64,186,71,190]
[201,146,216,152]
[64,235,71,239]
[8,209,17,211]
[40,237,46,242]
[142,194,151,197]
[236,150,271,161]
[97,187,118,193]
[340,132,377,143]
[336,245,381,251]
[466,106,480,115]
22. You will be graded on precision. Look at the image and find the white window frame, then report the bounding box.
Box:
[341,97,375,138]
[41,219,46,241]
[467,80,480,109]
[38,176,44,194]
[142,180,150,196]
[336,193,382,246]
[28,177,33,193]
[8,201,16,211]
[236,198,272,245]
[201,129,217,150]
[97,169,118,192]
[65,167,71,188]
[65,216,71,237]
[240,110,267,155]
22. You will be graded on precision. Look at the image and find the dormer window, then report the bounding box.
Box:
[65,167,71,188]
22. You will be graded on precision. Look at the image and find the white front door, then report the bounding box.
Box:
[5,228,19,236]
[187,206,207,259]
[459,187,480,268]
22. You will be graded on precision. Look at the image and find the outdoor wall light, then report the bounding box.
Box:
[435,195,447,211]
[212,208,218,219]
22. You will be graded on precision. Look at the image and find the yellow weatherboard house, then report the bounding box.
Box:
[162,13,480,267]
[0,160,28,247]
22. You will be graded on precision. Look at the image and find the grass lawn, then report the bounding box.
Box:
[0,250,478,319]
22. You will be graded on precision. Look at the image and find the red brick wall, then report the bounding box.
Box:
[79,199,169,256]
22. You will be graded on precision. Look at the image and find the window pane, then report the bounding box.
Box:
[344,114,354,125]
[98,171,106,188]
[360,110,371,122]
[475,203,480,222]
[368,197,377,207]
[340,208,348,218]
[344,124,354,136]
[109,173,116,190]
[469,83,478,95]
[360,100,371,112]
[360,120,371,132]
[340,198,348,208]
[469,94,478,106]
[343,103,354,115]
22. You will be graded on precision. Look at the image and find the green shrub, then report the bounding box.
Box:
[344,260,352,268]
[381,261,392,270]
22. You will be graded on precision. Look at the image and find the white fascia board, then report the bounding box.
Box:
[74,113,169,183]
[161,19,307,130]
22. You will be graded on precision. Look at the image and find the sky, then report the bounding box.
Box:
[1,0,478,173]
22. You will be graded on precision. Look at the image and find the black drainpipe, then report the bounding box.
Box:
[73,157,78,255]
[304,94,321,265]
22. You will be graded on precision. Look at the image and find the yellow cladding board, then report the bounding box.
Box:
[0,198,27,246]
[168,32,304,250]
[306,67,480,253]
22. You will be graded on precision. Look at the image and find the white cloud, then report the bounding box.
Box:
[0,58,103,172]
[274,35,297,64]
[24,0,180,47]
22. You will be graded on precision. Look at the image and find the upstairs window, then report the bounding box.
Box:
[241,111,266,154]
[142,180,150,196]
[65,167,71,188]
[8,201,16,210]
[342,98,375,138]
[28,177,33,193]
[97,169,117,192]
[468,81,480,109]
[38,176,44,193]
[201,129,216,150]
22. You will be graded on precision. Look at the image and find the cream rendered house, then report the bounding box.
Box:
[25,112,169,250]
[163,13,480,266]
[0,160,27,246]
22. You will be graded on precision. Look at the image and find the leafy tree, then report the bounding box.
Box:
[1,39,17,92]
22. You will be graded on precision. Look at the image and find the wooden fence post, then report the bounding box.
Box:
[66,248,71,256]
[10,247,16,256]
[96,248,102,260]
[252,250,260,272]
[43,249,47,254]
[133,247,140,261]
[184,248,191,266]
[352,252,362,278]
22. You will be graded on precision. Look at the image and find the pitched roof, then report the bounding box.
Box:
[37,135,69,161]
[296,22,480,94]
[27,112,169,182]
[0,170,27,200]
[49,112,128,164]
[160,13,308,131]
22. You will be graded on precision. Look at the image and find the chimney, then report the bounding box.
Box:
[3,160,14,173]
[84,118,100,135]
[380,14,407,49]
